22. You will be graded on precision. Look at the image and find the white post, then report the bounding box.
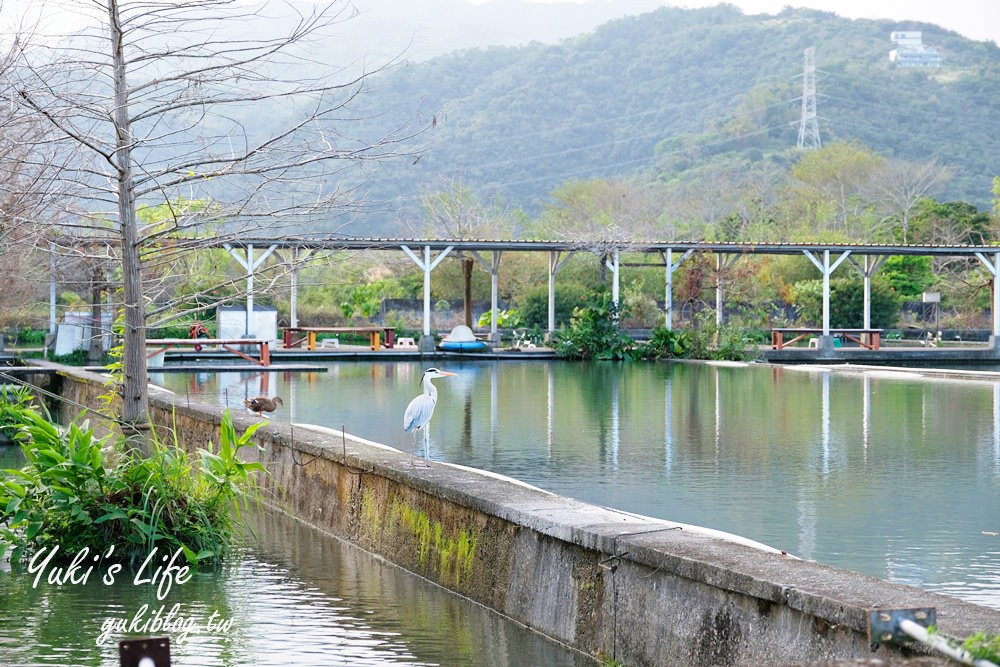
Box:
[974,251,1000,343]
[547,250,575,338]
[548,251,558,336]
[246,244,254,336]
[665,249,672,330]
[663,248,693,331]
[802,249,851,347]
[290,248,299,329]
[847,255,888,342]
[423,246,431,336]
[822,249,830,336]
[49,243,57,335]
[225,243,277,338]
[471,250,503,343]
[714,254,743,328]
[401,244,454,341]
[994,252,1000,338]
[604,249,621,324]
[491,253,498,340]
[716,253,724,328]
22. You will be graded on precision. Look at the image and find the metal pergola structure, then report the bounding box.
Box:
[211,238,1000,351]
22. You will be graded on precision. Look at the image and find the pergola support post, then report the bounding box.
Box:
[803,249,851,352]
[471,250,503,344]
[547,250,574,340]
[604,249,621,325]
[715,253,743,327]
[847,254,888,346]
[225,242,278,337]
[974,251,1000,354]
[402,244,454,349]
[661,248,693,330]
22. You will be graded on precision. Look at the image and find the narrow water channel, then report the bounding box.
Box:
[0,445,589,666]
[152,359,1000,611]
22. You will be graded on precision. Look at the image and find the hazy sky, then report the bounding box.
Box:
[3,1,997,46]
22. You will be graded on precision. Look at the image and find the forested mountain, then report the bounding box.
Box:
[335,4,1000,236]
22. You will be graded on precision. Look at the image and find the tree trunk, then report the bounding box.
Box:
[462,257,473,328]
[110,0,151,449]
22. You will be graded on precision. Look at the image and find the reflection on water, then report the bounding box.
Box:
[153,360,1000,611]
[0,443,588,667]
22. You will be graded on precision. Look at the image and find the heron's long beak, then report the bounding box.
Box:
[439,371,457,376]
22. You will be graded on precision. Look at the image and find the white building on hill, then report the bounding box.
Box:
[889,30,942,68]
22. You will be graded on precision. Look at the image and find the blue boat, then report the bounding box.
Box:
[438,325,490,353]
[438,339,490,352]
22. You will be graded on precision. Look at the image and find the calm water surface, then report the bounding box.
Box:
[153,359,1000,611]
[0,440,588,667]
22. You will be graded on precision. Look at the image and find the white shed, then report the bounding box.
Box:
[216,305,278,341]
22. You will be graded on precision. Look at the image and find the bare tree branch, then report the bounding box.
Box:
[0,0,429,434]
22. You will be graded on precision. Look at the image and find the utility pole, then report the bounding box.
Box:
[797,46,821,150]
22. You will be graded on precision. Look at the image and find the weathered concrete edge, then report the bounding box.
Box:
[277,424,1000,639]
[36,363,1000,666]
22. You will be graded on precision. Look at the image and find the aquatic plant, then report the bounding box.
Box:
[637,326,689,359]
[553,291,636,360]
[678,310,762,361]
[0,385,36,441]
[0,409,265,566]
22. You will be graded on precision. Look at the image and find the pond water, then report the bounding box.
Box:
[152,359,1000,611]
[0,442,589,666]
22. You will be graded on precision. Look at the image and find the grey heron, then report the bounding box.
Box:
[403,368,456,456]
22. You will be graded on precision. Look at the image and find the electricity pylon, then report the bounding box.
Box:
[797,46,821,150]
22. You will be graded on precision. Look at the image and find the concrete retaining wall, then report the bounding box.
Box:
[33,363,1000,666]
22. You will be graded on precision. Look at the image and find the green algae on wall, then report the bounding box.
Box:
[388,495,477,587]
[361,488,382,544]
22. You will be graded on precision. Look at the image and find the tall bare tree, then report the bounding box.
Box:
[2,0,426,439]
[410,179,516,327]
[539,179,652,242]
[870,158,951,243]
[0,37,66,327]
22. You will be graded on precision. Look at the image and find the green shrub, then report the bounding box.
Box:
[48,350,93,366]
[680,310,760,361]
[340,278,402,320]
[0,409,265,566]
[880,256,933,299]
[477,308,524,329]
[553,291,636,360]
[4,328,46,346]
[637,326,689,359]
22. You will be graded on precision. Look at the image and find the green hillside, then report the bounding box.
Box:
[342,5,1000,236]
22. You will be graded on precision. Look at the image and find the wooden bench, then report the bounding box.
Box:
[282,326,396,351]
[771,328,882,351]
[145,338,272,366]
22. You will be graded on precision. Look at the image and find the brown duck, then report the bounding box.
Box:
[243,395,283,416]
